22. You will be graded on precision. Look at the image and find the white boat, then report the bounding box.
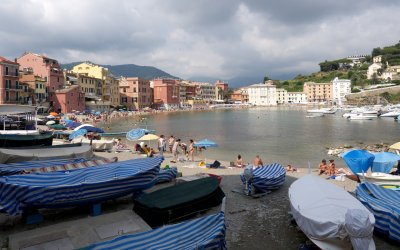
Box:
[306,114,324,118]
[357,172,400,186]
[289,174,375,250]
[380,110,400,118]
[72,138,114,151]
[348,114,376,120]
[307,107,336,114]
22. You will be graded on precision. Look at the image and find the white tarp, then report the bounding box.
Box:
[72,138,114,151]
[289,174,375,250]
[0,105,36,115]
[0,144,93,164]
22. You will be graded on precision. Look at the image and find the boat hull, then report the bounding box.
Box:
[0,132,53,148]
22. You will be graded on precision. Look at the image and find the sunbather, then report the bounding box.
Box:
[285,164,298,172]
[318,159,328,175]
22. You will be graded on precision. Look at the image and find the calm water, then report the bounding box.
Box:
[109,107,400,168]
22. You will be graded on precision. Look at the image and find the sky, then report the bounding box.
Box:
[1,0,400,85]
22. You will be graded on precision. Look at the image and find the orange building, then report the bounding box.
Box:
[303,82,333,103]
[153,78,180,109]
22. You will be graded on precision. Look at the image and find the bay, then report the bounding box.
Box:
[109,107,400,168]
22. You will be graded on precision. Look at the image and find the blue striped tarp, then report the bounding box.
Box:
[156,167,178,183]
[0,157,163,216]
[356,182,400,242]
[240,163,285,193]
[0,158,88,175]
[83,212,226,250]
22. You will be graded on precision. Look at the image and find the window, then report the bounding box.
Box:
[5,80,11,89]
[16,81,19,89]
[5,67,8,75]
[15,68,18,76]
[16,92,19,101]
[5,91,9,101]
[133,87,136,93]
[123,88,126,93]
[57,77,60,82]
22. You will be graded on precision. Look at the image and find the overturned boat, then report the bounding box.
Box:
[240,163,285,193]
[0,157,163,216]
[289,174,375,250]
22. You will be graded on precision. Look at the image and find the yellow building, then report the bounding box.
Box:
[72,62,108,80]
[303,82,333,103]
[107,75,120,107]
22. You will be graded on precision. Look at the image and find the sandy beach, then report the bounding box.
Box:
[0,150,398,249]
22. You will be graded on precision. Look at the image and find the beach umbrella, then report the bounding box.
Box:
[389,142,400,150]
[372,152,400,173]
[50,112,58,116]
[194,139,218,164]
[65,120,81,129]
[46,115,55,119]
[74,125,104,133]
[138,133,159,141]
[69,129,87,140]
[126,128,149,141]
[46,120,55,125]
[342,149,375,175]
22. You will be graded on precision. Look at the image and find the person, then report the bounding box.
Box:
[318,159,328,175]
[285,164,298,172]
[181,142,187,155]
[253,155,263,167]
[328,159,337,176]
[236,154,244,168]
[168,135,175,153]
[157,135,166,157]
[189,139,195,162]
[171,139,181,163]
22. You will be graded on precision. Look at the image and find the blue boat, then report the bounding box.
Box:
[356,182,400,243]
[0,157,163,216]
[240,163,285,193]
[83,205,226,250]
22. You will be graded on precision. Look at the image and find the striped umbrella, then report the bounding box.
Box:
[126,128,149,141]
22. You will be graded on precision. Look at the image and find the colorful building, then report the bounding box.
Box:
[0,56,21,104]
[119,77,152,110]
[153,78,180,109]
[107,75,120,107]
[215,80,229,101]
[17,52,65,107]
[19,72,47,105]
[53,85,85,113]
[303,82,333,103]
[276,88,288,104]
[230,88,249,103]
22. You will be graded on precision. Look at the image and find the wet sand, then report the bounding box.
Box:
[0,151,398,249]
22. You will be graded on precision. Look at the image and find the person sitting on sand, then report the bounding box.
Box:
[328,159,337,176]
[285,164,298,172]
[236,154,244,168]
[253,155,263,167]
[318,159,328,175]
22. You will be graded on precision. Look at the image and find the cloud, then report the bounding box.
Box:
[1,0,400,85]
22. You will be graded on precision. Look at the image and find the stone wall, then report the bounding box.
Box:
[345,85,400,104]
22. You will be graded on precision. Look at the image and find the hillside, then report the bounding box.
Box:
[61,62,179,80]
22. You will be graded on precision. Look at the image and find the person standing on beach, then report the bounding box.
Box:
[168,135,175,153]
[189,139,195,162]
[171,139,181,163]
[157,135,165,157]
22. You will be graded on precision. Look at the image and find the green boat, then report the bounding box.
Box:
[0,132,53,148]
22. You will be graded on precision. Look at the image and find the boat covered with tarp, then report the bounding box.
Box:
[0,132,53,148]
[0,143,93,164]
[0,157,118,175]
[0,156,163,215]
[356,182,400,243]
[289,174,375,250]
[240,163,285,193]
[156,167,178,183]
[83,206,226,250]
[133,176,225,228]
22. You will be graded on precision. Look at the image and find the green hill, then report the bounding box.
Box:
[372,42,400,65]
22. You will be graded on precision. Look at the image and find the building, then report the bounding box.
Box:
[332,77,351,105]
[119,77,152,110]
[194,82,215,102]
[107,75,120,107]
[247,81,277,106]
[230,87,248,103]
[287,92,307,104]
[153,79,180,110]
[17,52,65,107]
[303,82,333,103]
[215,80,229,101]
[276,88,288,104]
[72,62,108,80]
[19,72,47,105]
[347,55,367,66]
[53,85,85,113]
[367,55,383,80]
[0,56,21,104]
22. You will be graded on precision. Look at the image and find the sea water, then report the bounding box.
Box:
[109,106,400,168]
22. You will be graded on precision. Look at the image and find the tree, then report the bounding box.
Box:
[263,75,270,82]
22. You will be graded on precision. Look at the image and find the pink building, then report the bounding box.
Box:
[119,77,152,110]
[17,52,64,107]
[215,80,229,93]
[153,79,180,109]
[53,85,85,113]
[0,56,21,104]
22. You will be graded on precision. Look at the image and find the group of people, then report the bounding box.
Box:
[318,159,337,176]
[233,154,264,168]
[157,135,195,163]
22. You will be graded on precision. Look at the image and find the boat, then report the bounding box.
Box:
[0,143,93,164]
[84,198,226,250]
[0,157,163,216]
[289,174,375,250]
[133,176,225,228]
[305,113,324,118]
[156,167,178,183]
[358,172,400,186]
[240,163,285,193]
[380,110,400,118]
[0,104,53,147]
[72,138,115,152]
[348,114,376,120]
[356,182,400,243]
[307,107,336,114]
[0,157,118,175]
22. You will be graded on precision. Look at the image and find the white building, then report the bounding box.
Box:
[287,92,307,104]
[247,82,277,106]
[276,88,288,104]
[367,56,383,79]
[332,77,351,105]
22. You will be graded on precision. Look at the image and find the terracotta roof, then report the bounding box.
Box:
[0,56,19,65]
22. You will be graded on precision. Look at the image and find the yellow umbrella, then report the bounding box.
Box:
[389,142,400,150]
[138,133,159,141]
